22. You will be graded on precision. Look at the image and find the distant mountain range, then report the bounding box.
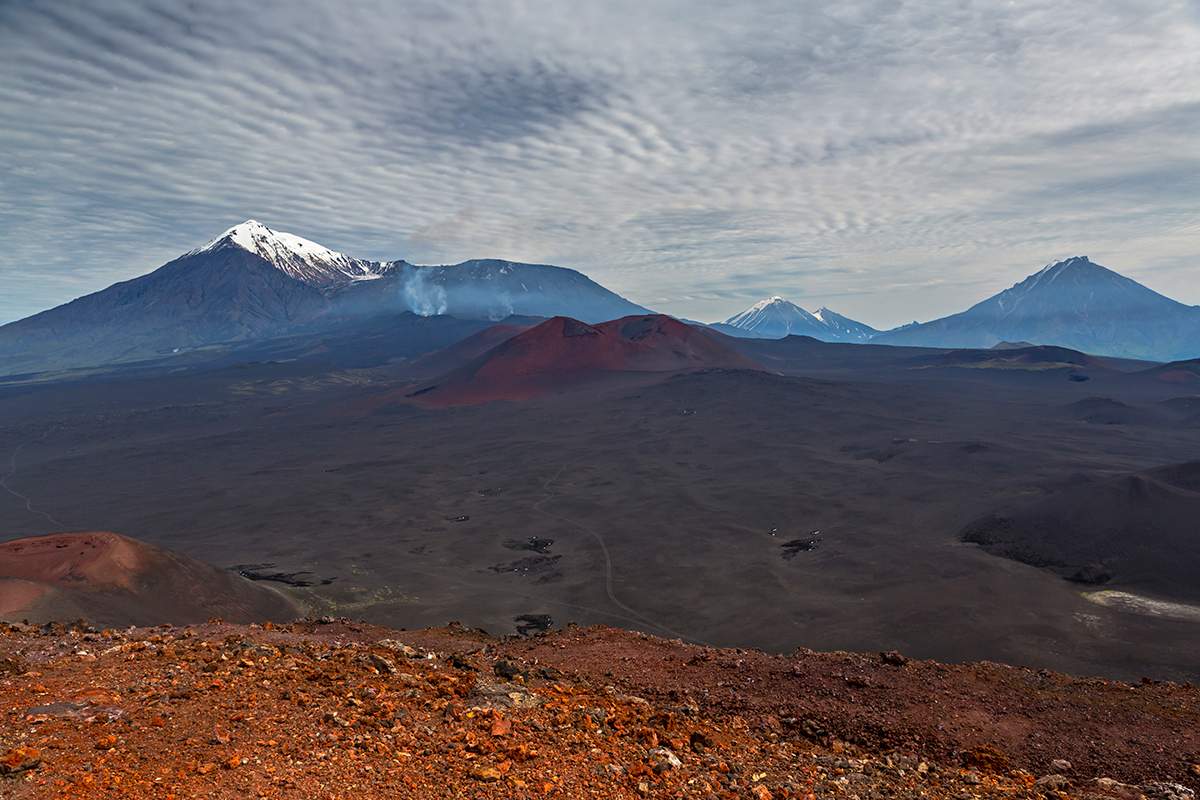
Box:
[715,296,879,343]
[721,257,1200,361]
[873,256,1200,361]
[0,221,647,374]
[1,222,1197,377]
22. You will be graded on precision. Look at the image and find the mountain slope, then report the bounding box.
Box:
[812,306,879,342]
[875,257,1200,361]
[0,222,652,375]
[0,244,330,374]
[335,259,649,323]
[721,297,878,342]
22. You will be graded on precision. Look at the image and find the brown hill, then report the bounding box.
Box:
[411,314,762,405]
[404,320,536,378]
[1143,358,1200,385]
[0,532,298,626]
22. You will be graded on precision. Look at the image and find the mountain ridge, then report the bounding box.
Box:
[5,230,1199,376]
[0,221,650,375]
[875,256,1200,361]
[720,296,878,342]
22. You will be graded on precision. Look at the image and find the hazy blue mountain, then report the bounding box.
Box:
[334,259,649,324]
[707,322,769,339]
[0,221,650,375]
[0,243,330,375]
[809,307,879,342]
[874,256,1200,361]
[720,296,878,342]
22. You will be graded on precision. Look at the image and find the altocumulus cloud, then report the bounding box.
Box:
[1,0,1198,326]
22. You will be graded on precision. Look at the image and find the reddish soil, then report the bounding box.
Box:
[0,532,148,592]
[0,532,298,626]
[409,321,536,377]
[477,626,1200,789]
[0,580,51,618]
[412,315,762,405]
[0,620,1195,799]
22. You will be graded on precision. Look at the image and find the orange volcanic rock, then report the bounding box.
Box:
[0,620,1195,799]
[413,314,762,405]
[0,532,298,626]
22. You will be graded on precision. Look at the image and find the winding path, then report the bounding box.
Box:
[1,443,65,528]
[531,463,700,643]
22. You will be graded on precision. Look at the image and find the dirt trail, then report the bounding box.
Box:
[0,444,64,529]
[532,463,700,643]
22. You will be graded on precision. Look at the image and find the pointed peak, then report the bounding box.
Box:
[1033,255,1102,278]
[1043,255,1092,271]
[191,220,385,287]
[750,295,795,310]
[1028,255,1137,290]
[201,220,307,254]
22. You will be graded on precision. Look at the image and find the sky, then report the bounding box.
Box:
[1,0,1198,328]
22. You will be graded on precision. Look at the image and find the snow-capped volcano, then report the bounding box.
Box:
[196,220,387,289]
[725,296,820,336]
[875,256,1200,360]
[720,297,878,342]
[0,220,649,374]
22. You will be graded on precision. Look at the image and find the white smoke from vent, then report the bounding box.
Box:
[488,293,515,320]
[402,269,448,316]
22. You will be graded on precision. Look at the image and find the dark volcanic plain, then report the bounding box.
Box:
[2,322,1199,682]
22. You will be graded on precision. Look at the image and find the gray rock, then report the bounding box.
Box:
[1143,783,1195,800]
[649,747,682,772]
[366,653,396,674]
[376,639,419,658]
[1036,774,1072,791]
[1092,777,1147,800]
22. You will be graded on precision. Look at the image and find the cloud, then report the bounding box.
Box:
[1,0,1198,327]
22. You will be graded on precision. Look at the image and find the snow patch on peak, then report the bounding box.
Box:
[746,295,793,311]
[723,298,878,342]
[194,220,385,288]
[201,220,344,261]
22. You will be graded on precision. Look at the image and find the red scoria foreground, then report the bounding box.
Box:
[0,621,1197,799]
